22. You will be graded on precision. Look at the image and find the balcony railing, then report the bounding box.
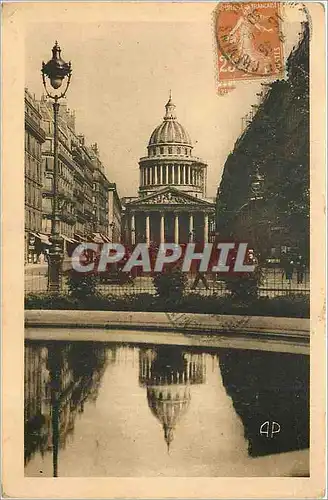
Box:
[25,113,46,143]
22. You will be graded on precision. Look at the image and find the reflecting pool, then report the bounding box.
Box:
[24,340,309,477]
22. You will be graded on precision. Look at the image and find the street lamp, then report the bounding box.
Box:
[41,41,72,292]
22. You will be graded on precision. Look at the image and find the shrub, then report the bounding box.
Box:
[24,290,309,318]
[25,293,79,310]
[224,265,264,301]
[261,294,310,318]
[153,267,187,302]
[66,270,98,300]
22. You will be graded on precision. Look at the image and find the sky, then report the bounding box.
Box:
[25,4,305,199]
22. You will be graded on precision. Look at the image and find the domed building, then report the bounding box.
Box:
[123,95,215,245]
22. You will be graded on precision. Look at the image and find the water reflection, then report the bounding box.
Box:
[219,349,309,458]
[139,347,206,450]
[25,341,309,477]
[24,342,109,475]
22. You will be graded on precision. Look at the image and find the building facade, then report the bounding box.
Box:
[88,143,111,240]
[39,98,78,251]
[70,134,95,241]
[108,183,122,242]
[24,89,46,263]
[34,97,122,254]
[123,97,215,245]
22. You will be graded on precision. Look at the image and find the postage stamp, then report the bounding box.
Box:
[216,2,285,92]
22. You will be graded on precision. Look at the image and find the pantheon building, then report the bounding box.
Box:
[123,96,215,245]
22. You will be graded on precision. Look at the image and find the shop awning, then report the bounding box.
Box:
[60,234,75,243]
[38,233,51,245]
[101,234,111,243]
[74,234,87,242]
[92,233,105,243]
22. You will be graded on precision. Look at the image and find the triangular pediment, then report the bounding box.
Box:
[126,187,214,206]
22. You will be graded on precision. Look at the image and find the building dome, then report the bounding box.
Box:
[147,385,191,451]
[148,95,192,147]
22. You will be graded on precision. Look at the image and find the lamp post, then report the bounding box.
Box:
[41,42,72,292]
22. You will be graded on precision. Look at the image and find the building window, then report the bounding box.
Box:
[44,139,52,151]
[177,147,181,154]
[185,148,188,155]
[44,157,52,172]
[160,147,164,155]
[168,147,172,154]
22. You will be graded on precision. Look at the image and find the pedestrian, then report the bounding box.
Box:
[295,255,305,284]
[44,248,50,265]
[284,258,294,281]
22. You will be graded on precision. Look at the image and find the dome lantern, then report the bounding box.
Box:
[164,91,176,120]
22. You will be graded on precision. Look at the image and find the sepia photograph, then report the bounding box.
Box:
[2,0,326,497]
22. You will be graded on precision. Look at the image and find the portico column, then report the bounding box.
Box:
[159,165,163,185]
[160,213,165,243]
[189,214,194,242]
[204,213,209,243]
[145,214,150,245]
[131,214,136,245]
[174,213,179,244]
[183,165,186,184]
[154,166,158,185]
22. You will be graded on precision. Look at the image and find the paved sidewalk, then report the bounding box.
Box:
[25,310,310,337]
[25,310,310,355]
[25,260,72,274]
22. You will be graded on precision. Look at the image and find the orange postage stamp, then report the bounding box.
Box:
[216,2,285,92]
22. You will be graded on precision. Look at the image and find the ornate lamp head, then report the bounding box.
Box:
[41,41,72,96]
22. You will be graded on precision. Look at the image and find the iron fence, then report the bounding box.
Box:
[25,265,310,298]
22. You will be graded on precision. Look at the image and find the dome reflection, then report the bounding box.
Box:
[139,346,206,451]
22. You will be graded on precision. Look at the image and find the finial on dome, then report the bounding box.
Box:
[164,425,174,454]
[164,91,176,120]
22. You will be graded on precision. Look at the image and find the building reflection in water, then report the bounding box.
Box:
[218,348,309,460]
[139,346,206,451]
[25,341,309,477]
[24,341,110,476]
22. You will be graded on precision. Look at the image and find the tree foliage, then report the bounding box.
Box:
[217,24,309,258]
